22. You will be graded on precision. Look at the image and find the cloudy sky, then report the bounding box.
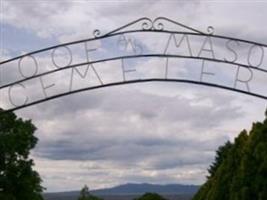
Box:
[1,0,267,193]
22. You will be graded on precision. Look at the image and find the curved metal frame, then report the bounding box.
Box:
[2,30,267,66]
[1,17,267,113]
[2,17,267,65]
[4,78,267,113]
[2,53,267,90]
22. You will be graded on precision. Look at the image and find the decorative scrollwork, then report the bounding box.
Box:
[207,26,215,35]
[141,18,153,30]
[93,29,101,38]
[151,17,204,34]
[152,19,164,31]
[96,17,207,37]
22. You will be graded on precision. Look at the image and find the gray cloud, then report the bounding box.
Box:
[2,0,267,192]
[29,86,236,176]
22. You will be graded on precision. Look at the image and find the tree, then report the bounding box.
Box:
[134,193,168,200]
[193,110,267,200]
[78,185,103,200]
[207,141,233,178]
[0,109,44,200]
[79,185,90,199]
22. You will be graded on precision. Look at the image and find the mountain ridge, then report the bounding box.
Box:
[43,183,199,200]
[92,183,199,195]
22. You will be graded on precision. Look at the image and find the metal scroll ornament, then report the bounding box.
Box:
[92,17,212,37]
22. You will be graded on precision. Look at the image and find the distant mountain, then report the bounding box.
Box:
[43,183,199,200]
[92,183,199,195]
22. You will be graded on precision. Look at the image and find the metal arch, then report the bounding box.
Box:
[1,78,267,114]
[1,53,267,91]
[1,17,267,114]
[1,30,267,66]
[1,17,267,65]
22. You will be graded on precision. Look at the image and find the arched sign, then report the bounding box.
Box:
[1,17,267,113]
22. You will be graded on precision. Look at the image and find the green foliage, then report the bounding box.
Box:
[193,111,267,200]
[77,185,103,200]
[0,109,44,200]
[134,193,167,200]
